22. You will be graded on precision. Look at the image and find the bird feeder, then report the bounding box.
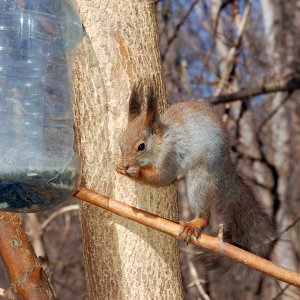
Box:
[0,0,82,212]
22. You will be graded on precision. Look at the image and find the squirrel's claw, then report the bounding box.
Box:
[180,224,202,244]
[179,217,209,244]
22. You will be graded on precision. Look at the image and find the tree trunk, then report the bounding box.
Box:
[73,0,183,299]
[261,0,300,298]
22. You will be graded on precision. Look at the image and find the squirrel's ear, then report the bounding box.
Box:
[128,82,143,122]
[145,84,160,129]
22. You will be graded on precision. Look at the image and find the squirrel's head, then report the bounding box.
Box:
[119,81,165,169]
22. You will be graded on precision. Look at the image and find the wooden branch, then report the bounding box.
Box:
[75,186,300,288]
[203,78,300,104]
[0,212,55,300]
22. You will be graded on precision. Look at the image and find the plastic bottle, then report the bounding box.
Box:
[0,0,82,212]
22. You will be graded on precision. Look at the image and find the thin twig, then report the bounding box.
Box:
[212,0,234,43]
[275,216,300,243]
[161,0,199,61]
[257,91,292,133]
[214,0,252,96]
[187,261,210,300]
[271,284,290,300]
[202,77,300,104]
[196,0,233,79]
[25,214,46,259]
[42,205,79,230]
[74,186,300,288]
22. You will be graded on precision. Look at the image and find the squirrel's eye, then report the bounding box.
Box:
[137,143,145,151]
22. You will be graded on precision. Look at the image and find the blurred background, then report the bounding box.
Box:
[160,1,300,298]
[1,0,300,299]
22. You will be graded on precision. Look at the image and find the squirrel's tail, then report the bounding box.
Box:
[198,175,277,275]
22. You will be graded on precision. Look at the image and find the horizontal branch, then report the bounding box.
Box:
[203,78,300,104]
[75,186,300,288]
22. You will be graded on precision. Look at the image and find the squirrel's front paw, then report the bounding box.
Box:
[115,164,127,175]
[116,164,141,178]
[126,166,141,177]
[176,174,185,181]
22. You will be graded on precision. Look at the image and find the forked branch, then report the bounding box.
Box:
[75,186,300,288]
[0,212,55,300]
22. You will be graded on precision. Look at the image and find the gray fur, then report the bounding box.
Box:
[119,91,276,274]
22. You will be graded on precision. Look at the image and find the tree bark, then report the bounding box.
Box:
[261,0,300,298]
[73,0,183,299]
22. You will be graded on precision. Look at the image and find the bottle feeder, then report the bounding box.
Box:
[0,0,82,212]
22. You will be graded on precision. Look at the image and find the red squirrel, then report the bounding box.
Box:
[116,81,276,273]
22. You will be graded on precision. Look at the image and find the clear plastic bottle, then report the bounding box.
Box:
[0,0,82,212]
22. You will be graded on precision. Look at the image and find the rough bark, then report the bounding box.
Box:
[73,0,183,299]
[261,0,300,298]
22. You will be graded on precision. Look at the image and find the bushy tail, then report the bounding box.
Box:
[198,175,277,275]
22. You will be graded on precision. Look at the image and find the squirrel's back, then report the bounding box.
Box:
[161,101,229,174]
[162,101,276,274]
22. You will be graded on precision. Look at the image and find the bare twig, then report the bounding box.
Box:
[41,205,79,230]
[257,91,292,132]
[0,212,55,299]
[214,0,252,96]
[275,216,300,243]
[161,0,199,61]
[217,223,224,241]
[271,284,290,300]
[202,78,300,104]
[212,0,234,41]
[187,261,210,300]
[196,0,230,75]
[74,186,300,288]
[25,214,46,259]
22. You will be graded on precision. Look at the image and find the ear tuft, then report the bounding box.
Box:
[145,83,160,128]
[128,81,143,122]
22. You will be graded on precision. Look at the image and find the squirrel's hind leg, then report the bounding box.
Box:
[181,167,216,243]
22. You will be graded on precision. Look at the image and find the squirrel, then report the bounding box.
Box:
[116,81,276,273]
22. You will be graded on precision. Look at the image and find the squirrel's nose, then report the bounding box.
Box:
[125,165,129,170]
